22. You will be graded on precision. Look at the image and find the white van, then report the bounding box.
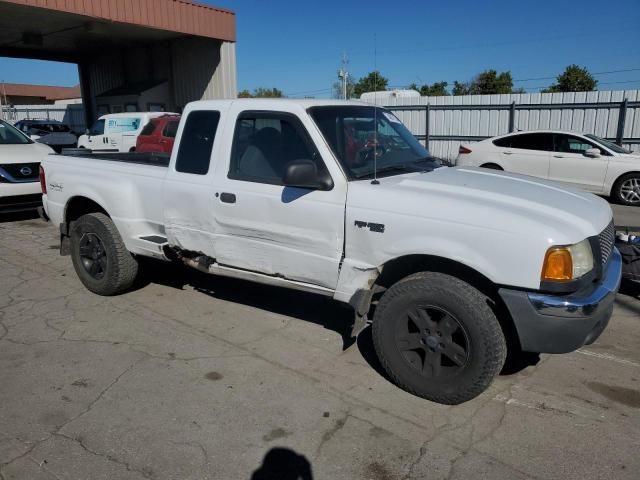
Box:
[78,112,176,152]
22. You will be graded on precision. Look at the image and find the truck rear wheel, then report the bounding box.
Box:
[372,272,506,404]
[70,213,138,296]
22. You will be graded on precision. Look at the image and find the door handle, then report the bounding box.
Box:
[220,192,236,204]
[553,155,565,158]
[502,151,513,155]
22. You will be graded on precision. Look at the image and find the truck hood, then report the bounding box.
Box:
[348,166,612,244]
[0,142,54,163]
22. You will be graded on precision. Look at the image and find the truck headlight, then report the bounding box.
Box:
[541,239,594,282]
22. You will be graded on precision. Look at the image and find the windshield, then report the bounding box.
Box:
[89,119,105,136]
[308,106,438,180]
[585,134,631,154]
[0,120,33,145]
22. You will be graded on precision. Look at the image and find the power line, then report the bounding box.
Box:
[523,78,640,91]
[285,87,332,97]
[390,66,640,91]
[514,67,640,83]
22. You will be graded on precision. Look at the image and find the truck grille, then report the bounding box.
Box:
[598,221,614,265]
[0,163,40,181]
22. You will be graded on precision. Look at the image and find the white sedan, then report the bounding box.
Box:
[456,130,640,206]
[0,120,54,213]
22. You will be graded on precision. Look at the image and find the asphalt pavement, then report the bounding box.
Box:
[0,211,639,480]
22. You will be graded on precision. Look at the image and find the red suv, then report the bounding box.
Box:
[136,115,180,153]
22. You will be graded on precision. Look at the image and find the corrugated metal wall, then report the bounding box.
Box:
[172,38,237,108]
[1,104,86,132]
[81,37,237,117]
[373,90,640,161]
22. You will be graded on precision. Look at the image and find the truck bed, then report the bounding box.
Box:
[59,149,170,167]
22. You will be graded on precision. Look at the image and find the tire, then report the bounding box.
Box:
[372,272,506,405]
[70,213,138,295]
[480,163,503,170]
[612,173,640,206]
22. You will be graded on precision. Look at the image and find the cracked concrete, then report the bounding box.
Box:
[1,213,639,479]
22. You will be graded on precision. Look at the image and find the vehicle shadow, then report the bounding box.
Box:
[0,210,40,223]
[135,258,545,379]
[135,258,357,350]
[250,447,313,480]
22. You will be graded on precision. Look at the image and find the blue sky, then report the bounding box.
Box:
[1,0,639,96]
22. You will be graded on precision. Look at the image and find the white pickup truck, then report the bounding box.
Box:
[41,99,622,404]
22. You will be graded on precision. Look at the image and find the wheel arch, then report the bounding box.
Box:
[479,162,503,170]
[374,254,521,351]
[610,170,640,196]
[65,196,109,225]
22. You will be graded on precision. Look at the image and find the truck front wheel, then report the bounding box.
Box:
[372,272,506,404]
[70,213,139,295]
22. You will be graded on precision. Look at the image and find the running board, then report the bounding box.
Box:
[180,254,334,297]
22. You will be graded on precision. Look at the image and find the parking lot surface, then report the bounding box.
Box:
[1,213,639,480]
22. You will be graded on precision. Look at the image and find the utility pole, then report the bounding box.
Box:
[0,82,5,121]
[338,51,350,100]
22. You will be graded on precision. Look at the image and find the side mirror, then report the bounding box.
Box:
[283,159,333,190]
[584,147,601,158]
[85,128,91,137]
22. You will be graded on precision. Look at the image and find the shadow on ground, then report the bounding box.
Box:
[136,258,538,383]
[135,258,356,348]
[0,210,41,224]
[251,448,314,480]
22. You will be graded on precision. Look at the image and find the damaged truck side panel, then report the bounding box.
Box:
[42,98,620,405]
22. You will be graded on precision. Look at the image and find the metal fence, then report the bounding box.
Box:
[0,104,86,133]
[374,90,640,161]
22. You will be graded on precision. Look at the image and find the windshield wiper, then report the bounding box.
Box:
[353,164,415,179]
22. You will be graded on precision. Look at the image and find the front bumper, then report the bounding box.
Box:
[499,248,622,354]
[0,181,42,213]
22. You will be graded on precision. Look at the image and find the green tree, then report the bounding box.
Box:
[468,70,513,95]
[332,76,356,99]
[452,81,470,96]
[451,70,515,95]
[353,71,389,98]
[238,87,284,98]
[419,81,449,96]
[542,65,598,93]
[253,87,284,98]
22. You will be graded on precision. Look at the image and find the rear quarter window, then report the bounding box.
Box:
[163,120,179,138]
[493,133,553,151]
[175,111,221,175]
[140,121,157,136]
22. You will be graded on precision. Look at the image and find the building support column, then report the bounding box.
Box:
[77,62,95,129]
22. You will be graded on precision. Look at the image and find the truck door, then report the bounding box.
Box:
[163,108,225,256]
[211,109,347,289]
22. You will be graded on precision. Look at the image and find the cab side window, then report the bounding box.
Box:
[229,111,328,186]
[175,110,220,175]
[554,135,602,155]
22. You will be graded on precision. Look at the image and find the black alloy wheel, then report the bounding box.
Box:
[78,232,108,279]
[396,306,469,378]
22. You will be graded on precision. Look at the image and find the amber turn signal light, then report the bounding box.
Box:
[541,247,573,281]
